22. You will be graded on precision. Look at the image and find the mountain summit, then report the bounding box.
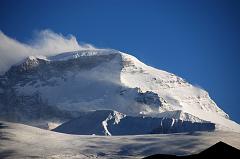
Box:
[0,49,239,133]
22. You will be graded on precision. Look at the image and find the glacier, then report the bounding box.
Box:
[53,110,215,135]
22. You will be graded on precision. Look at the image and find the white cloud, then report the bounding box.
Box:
[0,29,96,74]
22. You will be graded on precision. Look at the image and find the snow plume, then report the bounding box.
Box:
[0,29,96,74]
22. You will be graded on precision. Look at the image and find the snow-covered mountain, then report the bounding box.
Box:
[0,49,239,133]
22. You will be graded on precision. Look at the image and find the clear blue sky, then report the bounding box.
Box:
[1,0,240,122]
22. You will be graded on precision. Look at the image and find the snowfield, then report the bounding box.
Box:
[1,121,240,159]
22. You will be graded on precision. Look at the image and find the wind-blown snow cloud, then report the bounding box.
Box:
[0,29,95,74]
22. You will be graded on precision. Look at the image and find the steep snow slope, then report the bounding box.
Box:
[120,53,240,132]
[0,49,239,132]
[53,110,215,135]
[1,121,240,159]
